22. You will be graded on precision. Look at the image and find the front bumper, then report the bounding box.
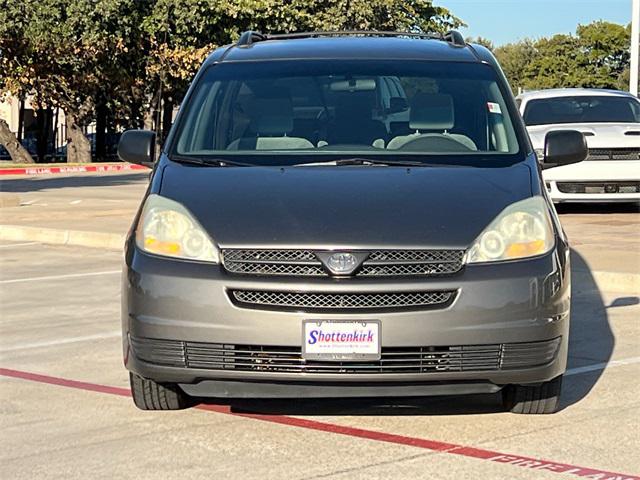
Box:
[543,160,640,203]
[122,245,571,397]
[546,180,640,203]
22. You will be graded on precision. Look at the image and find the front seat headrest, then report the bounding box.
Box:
[409,93,455,131]
[250,89,294,135]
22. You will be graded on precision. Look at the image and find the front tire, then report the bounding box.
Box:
[502,375,562,414]
[129,373,194,410]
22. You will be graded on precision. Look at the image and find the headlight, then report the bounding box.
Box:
[135,194,219,263]
[467,196,554,264]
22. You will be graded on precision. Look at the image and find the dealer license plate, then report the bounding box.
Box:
[302,320,381,361]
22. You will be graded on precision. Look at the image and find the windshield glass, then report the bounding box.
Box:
[523,95,640,126]
[172,60,520,161]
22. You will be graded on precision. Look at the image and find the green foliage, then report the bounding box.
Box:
[466,36,494,51]
[493,39,537,93]
[494,21,632,93]
[0,0,149,120]
[140,0,463,102]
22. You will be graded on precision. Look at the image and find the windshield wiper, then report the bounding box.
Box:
[170,154,254,167]
[294,157,426,167]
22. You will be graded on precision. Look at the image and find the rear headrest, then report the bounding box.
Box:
[409,93,454,130]
[250,89,293,135]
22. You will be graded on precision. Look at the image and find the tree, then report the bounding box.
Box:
[496,21,632,93]
[0,3,35,163]
[493,39,538,93]
[0,0,149,163]
[466,36,494,51]
[0,119,34,164]
[576,21,631,89]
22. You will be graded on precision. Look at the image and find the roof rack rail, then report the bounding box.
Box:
[237,30,266,47]
[264,31,442,41]
[444,30,466,47]
[235,29,468,47]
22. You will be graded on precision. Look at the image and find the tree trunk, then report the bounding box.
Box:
[95,100,107,162]
[0,119,35,164]
[35,107,51,162]
[161,96,174,144]
[65,111,92,163]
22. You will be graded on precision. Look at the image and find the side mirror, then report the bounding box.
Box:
[542,130,587,169]
[388,96,409,114]
[118,130,156,166]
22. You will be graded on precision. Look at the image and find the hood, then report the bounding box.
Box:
[159,161,533,249]
[527,122,640,149]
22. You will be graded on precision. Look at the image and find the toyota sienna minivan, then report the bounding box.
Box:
[118,31,588,414]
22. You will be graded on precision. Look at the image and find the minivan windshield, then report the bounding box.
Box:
[523,95,640,126]
[172,60,521,162]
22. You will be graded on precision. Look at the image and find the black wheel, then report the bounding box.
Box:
[502,375,562,414]
[129,372,194,410]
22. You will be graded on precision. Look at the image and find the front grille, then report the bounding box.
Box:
[587,148,640,161]
[221,249,465,278]
[229,289,455,312]
[131,337,561,374]
[556,181,640,194]
[129,336,186,367]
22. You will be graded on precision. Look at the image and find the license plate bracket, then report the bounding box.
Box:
[302,320,381,361]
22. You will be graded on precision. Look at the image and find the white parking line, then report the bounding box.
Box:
[0,331,121,353]
[0,270,120,285]
[0,242,39,248]
[565,356,640,376]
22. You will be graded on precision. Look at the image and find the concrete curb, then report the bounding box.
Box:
[1,223,638,294]
[0,163,149,176]
[0,224,124,250]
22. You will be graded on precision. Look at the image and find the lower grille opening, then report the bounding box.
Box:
[131,337,561,374]
[556,181,640,194]
[228,289,456,312]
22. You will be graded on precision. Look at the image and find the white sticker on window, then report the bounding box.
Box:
[487,102,502,114]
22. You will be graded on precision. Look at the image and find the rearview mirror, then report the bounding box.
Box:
[329,79,376,92]
[542,130,587,169]
[118,130,156,166]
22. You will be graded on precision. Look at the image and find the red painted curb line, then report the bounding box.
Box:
[0,164,149,176]
[1,367,638,480]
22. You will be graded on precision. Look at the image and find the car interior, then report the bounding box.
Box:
[179,74,518,155]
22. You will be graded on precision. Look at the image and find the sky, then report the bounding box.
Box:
[435,0,633,46]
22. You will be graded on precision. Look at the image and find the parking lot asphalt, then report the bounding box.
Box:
[1,240,638,480]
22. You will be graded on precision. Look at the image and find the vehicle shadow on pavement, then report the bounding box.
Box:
[0,172,149,193]
[559,250,615,411]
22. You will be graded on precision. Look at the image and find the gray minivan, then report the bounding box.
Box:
[118,31,588,414]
